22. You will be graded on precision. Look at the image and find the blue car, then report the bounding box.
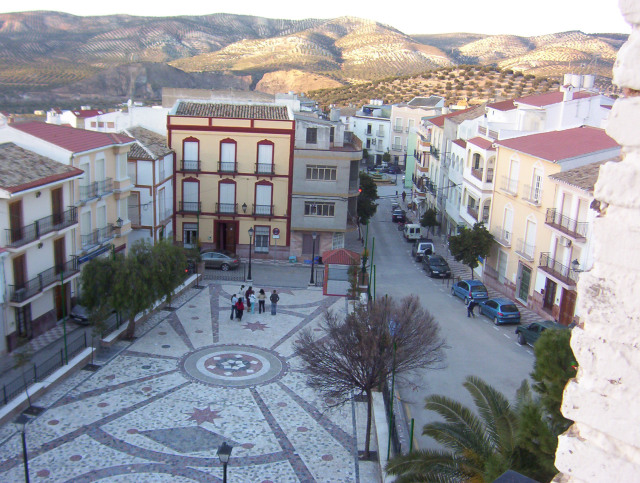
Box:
[450,280,489,305]
[478,297,521,325]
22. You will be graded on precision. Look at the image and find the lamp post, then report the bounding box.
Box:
[217,441,233,483]
[247,227,254,282]
[60,269,68,364]
[309,232,317,286]
[15,414,30,483]
[387,319,398,460]
[242,202,247,214]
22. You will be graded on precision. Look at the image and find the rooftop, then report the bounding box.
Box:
[452,139,467,149]
[515,90,596,108]
[0,142,83,194]
[11,121,135,154]
[487,99,516,111]
[467,137,494,150]
[72,109,106,118]
[549,158,621,192]
[407,96,444,108]
[427,105,484,128]
[122,126,172,160]
[174,102,291,120]
[496,126,619,162]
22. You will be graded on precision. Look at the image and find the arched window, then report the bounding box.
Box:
[182,137,199,171]
[181,178,200,213]
[256,140,275,174]
[254,180,273,216]
[218,179,236,214]
[220,138,237,173]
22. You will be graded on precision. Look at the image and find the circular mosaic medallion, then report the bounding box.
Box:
[181,345,286,388]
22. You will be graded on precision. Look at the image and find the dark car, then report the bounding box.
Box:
[201,250,240,271]
[422,254,451,278]
[515,320,570,346]
[392,209,406,223]
[388,166,400,174]
[70,304,90,325]
[478,297,521,325]
[451,280,489,305]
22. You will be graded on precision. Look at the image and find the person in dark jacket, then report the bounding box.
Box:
[236,297,245,321]
[270,290,279,315]
[467,300,477,318]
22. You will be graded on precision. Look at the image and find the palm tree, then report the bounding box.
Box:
[386,376,518,483]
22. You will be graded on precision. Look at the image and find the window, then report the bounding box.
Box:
[366,124,372,135]
[127,162,137,185]
[255,184,273,215]
[257,142,274,173]
[159,158,165,181]
[183,140,199,170]
[129,193,140,225]
[183,223,198,249]
[220,140,236,171]
[98,122,105,128]
[254,226,270,253]
[107,122,115,129]
[306,165,337,181]
[332,232,344,249]
[118,154,127,181]
[305,202,335,217]
[330,127,335,144]
[306,128,317,144]
[90,122,97,128]
[15,304,32,338]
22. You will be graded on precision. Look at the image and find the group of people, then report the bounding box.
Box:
[230,285,281,321]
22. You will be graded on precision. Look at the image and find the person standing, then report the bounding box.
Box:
[258,289,266,314]
[270,290,280,315]
[231,293,238,320]
[249,292,257,314]
[467,300,477,318]
[236,297,245,321]
[245,286,254,311]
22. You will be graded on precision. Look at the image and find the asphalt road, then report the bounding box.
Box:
[369,177,535,451]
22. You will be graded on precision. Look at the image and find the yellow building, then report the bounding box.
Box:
[486,126,619,314]
[168,102,294,259]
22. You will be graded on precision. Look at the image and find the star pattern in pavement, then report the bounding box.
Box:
[187,407,222,425]
[243,321,268,332]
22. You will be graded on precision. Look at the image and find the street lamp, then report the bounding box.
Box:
[242,202,247,214]
[309,232,317,286]
[247,227,254,282]
[15,414,30,483]
[217,441,233,483]
[572,259,583,272]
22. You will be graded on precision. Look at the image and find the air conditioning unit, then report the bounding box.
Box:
[559,237,572,247]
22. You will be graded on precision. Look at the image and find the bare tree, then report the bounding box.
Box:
[294,295,446,458]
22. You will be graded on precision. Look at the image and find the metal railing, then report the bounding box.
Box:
[393,126,403,133]
[500,176,518,195]
[486,168,494,183]
[539,252,578,284]
[178,201,201,214]
[79,178,113,202]
[216,202,237,215]
[180,160,201,171]
[255,163,275,175]
[545,208,588,239]
[5,207,77,247]
[516,238,535,261]
[471,167,483,181]
[494,227,512,247]
[9,258,79,303]
[81,224,115,249]
[253,204,274,216]
[218,161,237,173]
[522,184,543,205]
[391,144,402,151]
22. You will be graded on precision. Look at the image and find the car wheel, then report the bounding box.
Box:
[517,333,526,345]
[221,263,230,271]
[494,316,500,326]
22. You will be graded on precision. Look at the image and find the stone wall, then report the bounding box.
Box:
[553,1,640,480]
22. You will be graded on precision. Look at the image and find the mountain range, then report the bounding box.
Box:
[0,11,626,110]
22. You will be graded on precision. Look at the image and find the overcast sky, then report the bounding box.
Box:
[2,0,630,36]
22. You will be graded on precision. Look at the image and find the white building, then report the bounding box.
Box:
[342,100,391,164]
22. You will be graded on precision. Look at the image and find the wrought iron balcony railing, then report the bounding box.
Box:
[545,208,588,240]
[255,163,275,175]
[500,176,518,196]
[178,201,201,214]
[216,203,237,215]
[253,204,274,216]
[180,160,201,171]
[9,258,79,303]
[539,252,578,285]
[81,224,115,249]
[522,184,543,205]
[218,161,237,173]
[493,227,512,247]
[5,208,78,248]
[516,239,535,261]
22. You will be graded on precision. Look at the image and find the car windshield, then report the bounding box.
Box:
[472,287,487,294]
[501,304,519,313]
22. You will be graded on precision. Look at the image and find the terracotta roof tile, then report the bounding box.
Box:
[515,90,595,108]
[0,142,83,193]
[549,158,620,192]
[175,102,290,120]
[452,139,467,149]
[122,126,172,160]
[12,122,135,153]
[496,126,619,162]
[487,99,516,111]
[427,105,483,128]
[72,109,106,118]
[467,137,494,150]
[322,248,360,265]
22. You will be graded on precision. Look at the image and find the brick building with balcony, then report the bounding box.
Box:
[168,101,295,259]
[0,143,84,353]
[485,126,620,316]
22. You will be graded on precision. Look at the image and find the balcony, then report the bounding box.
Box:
[253,204,274,216]
[178,201,201,214]
[180,160,201,172]
[391,144,403,151]
[9,258,80,303]
[494,227,512,247]
[471,167,483,181]
[81,224,115,249]
[430,146,440,160]
[393,126,403,133]
[515,238,535,262]
[218,161,237,173]
[466,204,479,220]
[79,178,113,202]
[377,129,385,137]
[5,208,78,248]
[522,184,543,206]
[500,176,518,196]
[216,202,237,215]
[539,252,578,287]
[486,168,494,183]
[255,163,275,175]
[545,208,588,240]
[158,207,172,222]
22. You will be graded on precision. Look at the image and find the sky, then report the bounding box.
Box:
[2,0,630,36]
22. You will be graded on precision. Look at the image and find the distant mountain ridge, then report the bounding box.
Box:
[0,11,626,110]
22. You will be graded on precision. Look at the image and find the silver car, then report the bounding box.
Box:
[201,250,240,271]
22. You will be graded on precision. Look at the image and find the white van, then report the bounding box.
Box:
[403,224,422,241]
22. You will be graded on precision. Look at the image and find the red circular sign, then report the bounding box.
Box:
[273,228,280,235]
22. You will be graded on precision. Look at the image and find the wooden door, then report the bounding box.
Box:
[224,223,236,253]
[51,187,63,225]
[9,200,22,243]
[559,289,577,326]
[13,254,26,288]
[54,237,65,273]
[543,278,557,312]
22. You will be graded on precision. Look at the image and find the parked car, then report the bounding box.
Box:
[391,202,400,211]
[451,280,489,305]
[515,320,570,346]
[478,297,521,325]
[388,166,400,174]
[403,223,422,241]
[392,209,406,223]
[422,254,451,278]
[70,304,90,325]
[201,250,240,271]
[411,239,435,261]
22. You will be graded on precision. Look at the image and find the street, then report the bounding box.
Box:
[368,177,535,451]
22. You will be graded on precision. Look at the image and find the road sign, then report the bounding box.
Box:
[273,228,280,235]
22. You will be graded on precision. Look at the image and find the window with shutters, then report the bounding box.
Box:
[218,181,236,214]
[183,139,199,171]
[255,184,273,215]
[220,140,236,172]
[332,232,344,249]
[257,141,274,174]
[254,226,270,253]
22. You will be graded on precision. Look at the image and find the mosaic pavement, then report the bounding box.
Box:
[0,283,365,482]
